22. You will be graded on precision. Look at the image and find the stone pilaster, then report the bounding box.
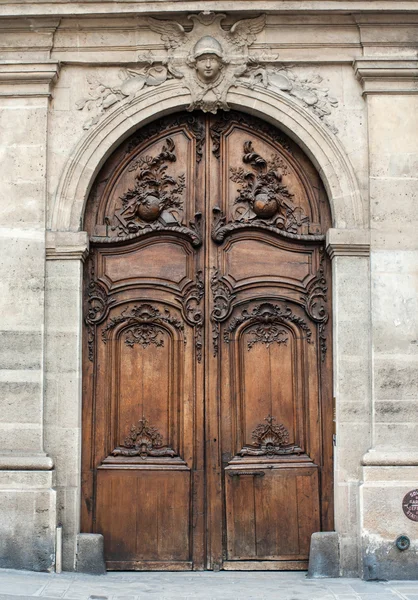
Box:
[326,229,371,577]
[354,57,418,580]
[0,61,59,571]
[45,232,89,571]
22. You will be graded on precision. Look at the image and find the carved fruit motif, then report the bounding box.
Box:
[253,192,278,219]
[135,195,161,222]
[230,141,293,221]
[113,137,185,234]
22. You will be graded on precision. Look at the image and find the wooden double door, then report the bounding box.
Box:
[82,111,333,571]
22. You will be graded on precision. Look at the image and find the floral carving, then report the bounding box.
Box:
[76,54,173,130]
[84,257,115,362]
[210,270,236,356]
[303,248,329,361]
[180,271,204,362]
[230,140,294,220]
[102,303,184,344]
[224,302,313,346]
[239,64,339,134]
[239,415,301,457]
[97,136,203,247]
[212,140,322,244]
[246,324,288,350]
[112,137,185,232]
[111,417,176,459]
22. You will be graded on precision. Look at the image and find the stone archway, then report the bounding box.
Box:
[50,81,365,233]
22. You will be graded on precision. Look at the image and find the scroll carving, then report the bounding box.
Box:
[224,302,313,346]
[210,270,236,356]
[212,140,324,244]
[180,271,204,362]
[111,417,176,458]
[124,324,165,349]
[102,303,184,344]
[85,257,115,362]
[239,415,301,457]
[303,248,329,361]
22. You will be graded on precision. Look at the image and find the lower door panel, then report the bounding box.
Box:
[225,464,320,563]
[96,466,191,570]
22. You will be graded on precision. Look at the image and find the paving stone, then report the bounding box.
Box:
[0,571,417,600]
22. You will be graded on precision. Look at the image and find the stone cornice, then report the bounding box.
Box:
[354,58,418,95]
[326,228,370,259]
[0,61,60,97]
[2,2,418,18]
[46,231,89,261]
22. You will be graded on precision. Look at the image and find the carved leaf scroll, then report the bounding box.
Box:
[224,302,313,346]
[210,270,236,356]
[239,415,301,457]
[111,417,177,459]
[302,247,329,361]
[124,324,165,349]
[84,255,115,362]
[246,324,288,350]
[180,271,204,362]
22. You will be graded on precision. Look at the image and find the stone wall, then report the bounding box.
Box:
[0,2,417,576]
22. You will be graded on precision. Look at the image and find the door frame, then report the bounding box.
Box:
[47,81,370,572]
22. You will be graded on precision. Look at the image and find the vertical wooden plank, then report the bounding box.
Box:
[226,474,256,559]
[96,471,137,561]
[253,471,275,557]
[273,472,299,557]
[158,471,190,561]
[297,470,320,557]
[135,472,159,561]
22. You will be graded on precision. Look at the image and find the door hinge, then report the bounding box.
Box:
[333,433,337,446]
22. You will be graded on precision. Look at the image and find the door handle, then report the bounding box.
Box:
[228,471,265,478]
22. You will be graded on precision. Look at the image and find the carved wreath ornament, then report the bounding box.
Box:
[76,13,338,131]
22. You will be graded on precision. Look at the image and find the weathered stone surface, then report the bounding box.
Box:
[363,537,418,581]
[307,532,340,578]
[76,534,106,575]
[0,471,56,572]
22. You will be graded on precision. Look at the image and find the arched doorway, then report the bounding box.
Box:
[81,110,333,571]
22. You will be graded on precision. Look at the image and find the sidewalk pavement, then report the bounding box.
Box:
[1,569,418,600]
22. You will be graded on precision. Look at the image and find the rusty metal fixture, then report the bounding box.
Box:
[396,535,410,551]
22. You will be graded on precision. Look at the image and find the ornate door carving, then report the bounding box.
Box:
[82,111,333,571]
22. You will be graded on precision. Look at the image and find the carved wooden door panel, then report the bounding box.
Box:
[82,111,333,571]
